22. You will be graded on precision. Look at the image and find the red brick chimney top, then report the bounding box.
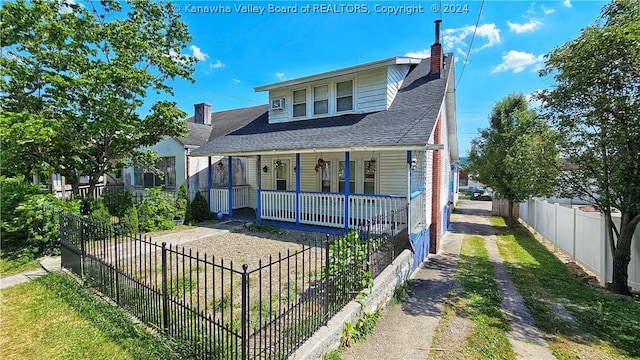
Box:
[430,20,444,76]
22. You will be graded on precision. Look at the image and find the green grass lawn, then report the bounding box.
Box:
[492,217,640,359]
[430,235,514,360]
[0,273,181,360]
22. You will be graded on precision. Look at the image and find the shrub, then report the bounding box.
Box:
[175,184,189,220]
[10,193,80,256]
[190,191,210,222]
[116,205,139,235]
[135,188,176,232]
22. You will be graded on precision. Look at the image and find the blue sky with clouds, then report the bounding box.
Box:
[152,0,607,156]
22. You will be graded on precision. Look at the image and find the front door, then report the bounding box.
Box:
[275,159,290,190]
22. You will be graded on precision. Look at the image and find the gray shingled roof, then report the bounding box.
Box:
[176,104,268,147]
[191,54,452,156]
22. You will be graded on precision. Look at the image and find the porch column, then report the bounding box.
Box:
[227,156,233,218]
[344,151,350,232]
[407,151,412,233]
[207,156,212,211]
[295,153,300,226]
[257,155,262,222]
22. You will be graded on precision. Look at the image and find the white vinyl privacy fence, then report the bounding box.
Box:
[519,199,639,290]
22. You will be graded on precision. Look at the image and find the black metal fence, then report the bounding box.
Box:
[59,206,408,359]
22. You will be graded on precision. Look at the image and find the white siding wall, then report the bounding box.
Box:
[424,131,435,229]
[379,151,407,196]
[387,65,410,108]
[356,68,387,113]
[123,138,186,190]
[300,153,317,191]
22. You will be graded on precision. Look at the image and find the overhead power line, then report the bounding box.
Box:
[456,0,485,88]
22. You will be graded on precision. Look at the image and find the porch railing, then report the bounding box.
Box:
[210,186,250,214]
[348,194,406,228]
[260,190,296,222]
[261,190,407,229]
[410,192,425,232]
[299,192,346,227]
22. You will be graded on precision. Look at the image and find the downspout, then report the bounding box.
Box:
[344,152,350,232]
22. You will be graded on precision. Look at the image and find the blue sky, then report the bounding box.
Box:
[153,0,607,156]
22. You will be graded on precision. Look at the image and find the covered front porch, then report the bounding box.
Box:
[204,149,428,235]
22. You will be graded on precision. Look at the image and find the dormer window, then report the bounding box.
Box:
[313,85,328,115]
[336,80,353,112]
[293,89,306,117]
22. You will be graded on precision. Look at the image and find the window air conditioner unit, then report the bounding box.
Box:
[270,98,285,110]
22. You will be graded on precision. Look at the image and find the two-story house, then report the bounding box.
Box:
[193,20,459,260]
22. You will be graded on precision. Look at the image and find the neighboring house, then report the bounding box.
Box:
[192,20,459,258]
[123,103,267,199]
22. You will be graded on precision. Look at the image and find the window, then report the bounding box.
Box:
[338,160,355,193]
[293,89,306,117]
[336,80,353,112]
[364,159,376,194]
[320,161,331,192]
[135,157,176,189]
[313,85,328,115]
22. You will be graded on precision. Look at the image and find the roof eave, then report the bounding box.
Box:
[190,143,436,157]
[254,57,423,92]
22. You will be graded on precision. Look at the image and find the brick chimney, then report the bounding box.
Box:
[194,103,211,125]
[430,20,444,76]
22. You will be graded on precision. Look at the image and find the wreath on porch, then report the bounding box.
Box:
[315,158,327,172]
[366,157,377,175]
[274,159,283,171]
[216,162,225,172]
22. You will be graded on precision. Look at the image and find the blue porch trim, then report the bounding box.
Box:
[295,153,300,226]
[227,156,233,218]
[410,190,422,199]
[207,156,212,208]
[256,155,261,222]
[407,150,412,236]
[344,151,350,232]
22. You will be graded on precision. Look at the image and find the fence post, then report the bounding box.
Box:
[114,228,120,305]
[79,218,86,277]
[161,242,169,333]
[324,234,330,322]
[241,264,249,360]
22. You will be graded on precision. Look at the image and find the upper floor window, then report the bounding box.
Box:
[293,89,306,117]
[336,80,353,112]
[314,85,328,115]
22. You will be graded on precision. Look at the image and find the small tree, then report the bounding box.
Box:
[190,192,211,223]
[467,93,559,225]
[536,0,640,294]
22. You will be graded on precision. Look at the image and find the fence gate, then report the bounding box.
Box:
[59,212,84,275]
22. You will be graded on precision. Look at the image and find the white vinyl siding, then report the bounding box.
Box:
[378,151,407,196]
[356,68,387,113]
[300,153,317,191]
[247,157,258,208]
[387,65,410,108]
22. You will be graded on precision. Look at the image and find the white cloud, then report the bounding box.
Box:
[168,49,187,64]
[540,5,555,14]
[507,19,543,33]
[210,60,224,69]
[443,23,501,52]
[58,0,77,14]
[492,50,544,73]
[275,72,285,80]
[562,0,572,8]
[404,49,430,58]
[232,78,241,83]
[189,45,208,61]
[526,2,536,14]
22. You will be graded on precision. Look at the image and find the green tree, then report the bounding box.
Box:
[536,0,640,295]
[467,93,559,225]
[0,0,194,195]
